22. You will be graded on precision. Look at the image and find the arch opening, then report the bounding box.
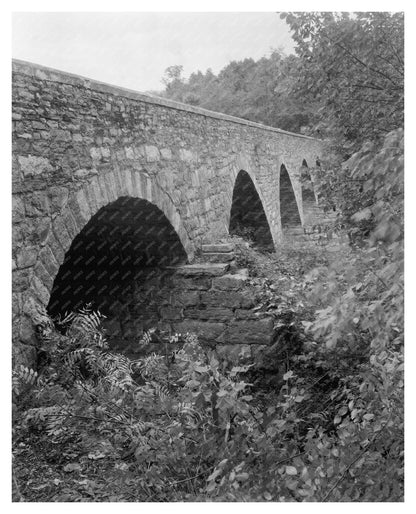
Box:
[301,161,321,227]
[280,164,301,231]
[229,170,274,251]
[301,160,317,203]
[47,196,188,349]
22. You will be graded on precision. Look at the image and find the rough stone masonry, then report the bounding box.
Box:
[12,59,323,365]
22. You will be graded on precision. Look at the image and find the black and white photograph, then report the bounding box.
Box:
[10,3,406,504]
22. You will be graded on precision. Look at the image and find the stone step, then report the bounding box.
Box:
[202,243,234,253]
[285,227,305,235]
[203,251,235,263]
[175,262,230,277]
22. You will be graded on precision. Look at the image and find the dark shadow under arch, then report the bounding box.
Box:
[301,160,316,204]
[47,196,188,320]
[229,169,274,250]
[301,161,322,226]
[280,164,301,230]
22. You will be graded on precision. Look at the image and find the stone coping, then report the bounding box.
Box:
[12,58,319,142]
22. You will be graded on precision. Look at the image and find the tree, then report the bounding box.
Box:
[161,65,186,102]
[160,51,318,133]
[280,12,404,152]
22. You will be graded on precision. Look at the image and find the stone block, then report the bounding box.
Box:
[212,273,248,290]
[172,320,225,343]
[22,295,46,324]
[200,290,254,309]
[160,306,183,320]
[202,252,235,263]
[16,246,38,269]
[18,155,53,177]
[235,309,260,320]
[12,195,25,222]
[19,315,38,346]
[184,307,233,322]
[39,245,59,278]
[12,293,21,322]
[25,192,50,217]
[176,263,229,277]
[52,217,73,253]
[12,340,37,368]
[179,148,196,162]
[13,268,32,292]
[171,291,200,307]
[202,243,234,253]
[160,148,172,159]
[145,145,160,162]
[31,275,50,305]
[170,275,212,291]
[33,260,54,290]
[224,319,274,345]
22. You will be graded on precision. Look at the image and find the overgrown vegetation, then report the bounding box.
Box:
[159,51,319,135]
[13,12,404,502]
[161,13,403,155]
[13,128,404,499]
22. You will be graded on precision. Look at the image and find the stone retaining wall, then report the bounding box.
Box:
[106,263,274,362]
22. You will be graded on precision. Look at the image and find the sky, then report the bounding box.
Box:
[12,12,296,93]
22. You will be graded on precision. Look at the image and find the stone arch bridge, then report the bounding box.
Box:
[12,59,324,364]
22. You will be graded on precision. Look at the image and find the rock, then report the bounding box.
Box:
[12,340,37,369]
[200,290,254,309]
[12,195,25,222]
[172,320,225,343]
[171,291,200,307]
[13,269,32,292]
[179,148,195,162]
[160,306,183,320]
[176,263,229,277]
[235,309,260,320]
[170,275,212,291]
[145,145,160,162]
[18,155,53,177]
[202,243,234,253]
[202,252,235,263]
[19,315,38,345]
[160,148,172,159]
[212,273,248,290]
[184,307,233,322]
[16,247,38,269]
[224,319,274,345]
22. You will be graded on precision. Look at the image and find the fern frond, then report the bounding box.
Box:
[154,383,170,403]
[139,328,156,346]
[12,365,38,395]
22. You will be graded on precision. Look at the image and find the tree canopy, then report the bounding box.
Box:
[281,12,404,151]
[160,12,404,153]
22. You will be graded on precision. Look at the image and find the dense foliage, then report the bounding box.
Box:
[13,128,404,501]
[160,12,403,155]
[159,51,319,134]
[281,12,404,152]
[12,258,403,502]
[13,12,404,502]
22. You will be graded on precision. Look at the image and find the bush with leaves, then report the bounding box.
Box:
[13,284,403,501]
[281,12,404,152]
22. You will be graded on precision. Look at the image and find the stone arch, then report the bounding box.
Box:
[229,169,274,250]
[30,169,193,316]
[47,196,189,319]
[279,164,302,232]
